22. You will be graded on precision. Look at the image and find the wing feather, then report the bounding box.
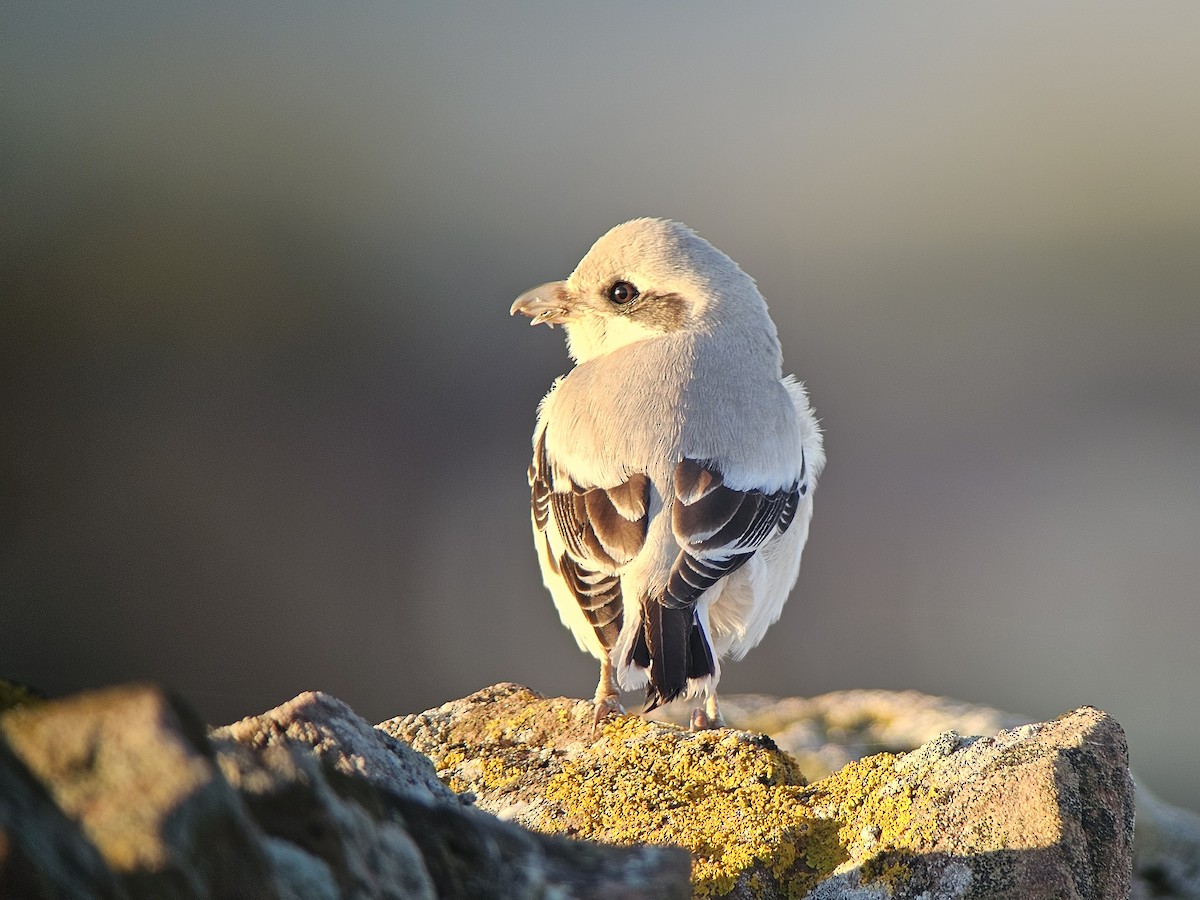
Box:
[529,430,650,652]
[666,457,800,610]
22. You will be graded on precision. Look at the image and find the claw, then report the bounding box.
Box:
[591,694,625,736]
[591,657,624,736]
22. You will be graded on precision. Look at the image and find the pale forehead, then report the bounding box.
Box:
[569,218,732,287]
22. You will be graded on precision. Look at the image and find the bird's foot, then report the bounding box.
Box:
[591,693,625,735]
[690,701,726,731]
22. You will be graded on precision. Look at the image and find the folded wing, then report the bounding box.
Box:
[530,430,650,649]
[634,455,804,709]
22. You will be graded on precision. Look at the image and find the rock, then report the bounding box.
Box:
[652,689,1030,782]
[383,683,816,896]
[0,684,692,899]
[214,690,690,899]
[211,733,437,900]
[658,689,1200,899]
[212,689,458,805]
[4,679,1190,899]
[382,683,1135,899]
[0,683,277,899]
[0,736,126,899]
[806,711,1134,899]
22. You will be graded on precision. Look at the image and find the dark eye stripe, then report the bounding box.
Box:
[620,290,689,331]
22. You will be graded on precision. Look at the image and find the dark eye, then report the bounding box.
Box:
[608,281,639,305]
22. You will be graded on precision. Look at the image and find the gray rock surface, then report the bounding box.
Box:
[212,689,457,806]
[0,684,690,899]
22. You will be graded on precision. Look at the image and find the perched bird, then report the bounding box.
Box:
[510,218,824,730]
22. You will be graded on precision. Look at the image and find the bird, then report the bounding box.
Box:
[510,218,824,730]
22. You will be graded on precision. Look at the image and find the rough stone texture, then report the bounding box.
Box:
[4,680,1195,899]
[0,683,277,899]
[212,690,457,806]
[656,689,1200,899]
[384,683,816,897]
[0,684,691,899]
[383,683,1136,899]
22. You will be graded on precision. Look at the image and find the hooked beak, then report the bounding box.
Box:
[510,281,572,328]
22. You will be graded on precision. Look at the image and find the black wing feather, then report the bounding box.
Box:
[633,457,803,708]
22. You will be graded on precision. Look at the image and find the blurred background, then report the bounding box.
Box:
[3,3,1198,810]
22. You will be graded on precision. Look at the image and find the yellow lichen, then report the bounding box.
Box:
[862,855,914,893]
[535,716,844,898]
[435,749,526,796]
[482,701,546,742]
[394,690,955,899]
[800,751,946,892]
[439,750,466,769]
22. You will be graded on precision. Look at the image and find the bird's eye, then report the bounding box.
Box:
[608,281,639,305]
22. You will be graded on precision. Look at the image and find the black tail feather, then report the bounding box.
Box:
[629,622,651,669]
[688,621,716,679]
[638,598,717,711]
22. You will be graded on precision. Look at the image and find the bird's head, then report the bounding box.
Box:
[511,218,774,364]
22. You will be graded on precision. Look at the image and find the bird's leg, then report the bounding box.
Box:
[591,656,624,734]
[690,692,726,731]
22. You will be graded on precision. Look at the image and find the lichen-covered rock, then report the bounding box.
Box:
[0,684,692,899]
[382,683,1135,899]
[382,683,820,896]
[215,690,690,899]
[808,711,1134,898]
[5,679,1185,899]
[658,689,1200,899]
[653,690,1030,782]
